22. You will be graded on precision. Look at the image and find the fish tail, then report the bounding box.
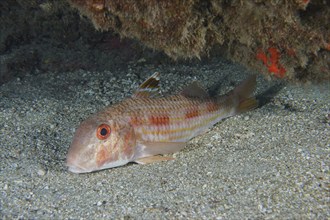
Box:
[232,74,258,114]
[214,75,258,116]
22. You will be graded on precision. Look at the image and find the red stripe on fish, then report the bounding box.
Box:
[185,109,200,119]
[149,115,170,126]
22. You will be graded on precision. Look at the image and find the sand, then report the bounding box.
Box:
[0,57,329,219]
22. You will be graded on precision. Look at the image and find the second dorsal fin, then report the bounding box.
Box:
[180,81,209,99]
[133,72,160,98]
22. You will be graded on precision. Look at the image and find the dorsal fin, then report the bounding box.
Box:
[133,72,160,98]
[180,81,209,99]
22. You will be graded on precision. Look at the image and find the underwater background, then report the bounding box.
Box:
[0,0,329,219]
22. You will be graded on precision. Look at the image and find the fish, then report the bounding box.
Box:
[66,72,258,173]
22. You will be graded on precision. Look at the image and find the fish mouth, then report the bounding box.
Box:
[66,148,95,173]
[67,164,94,174]
[66,160,94,174]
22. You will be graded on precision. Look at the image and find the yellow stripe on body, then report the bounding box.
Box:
[139,109,230,142]
[129,95,234,142]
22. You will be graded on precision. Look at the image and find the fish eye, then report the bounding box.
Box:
[96,124,111,140]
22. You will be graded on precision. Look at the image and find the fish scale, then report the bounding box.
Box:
[123,96,226,142]
[66,73,258,173]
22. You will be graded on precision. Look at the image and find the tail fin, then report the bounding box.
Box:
[233,75,258,114]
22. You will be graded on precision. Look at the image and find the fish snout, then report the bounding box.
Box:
[66,156,93,174]
[66,153,84,173]
[66,146,95,173]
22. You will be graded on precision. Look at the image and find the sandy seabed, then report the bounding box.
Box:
[0,57,329,219]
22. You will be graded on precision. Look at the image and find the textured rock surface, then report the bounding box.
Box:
[1,0,329,84]
[68,0,330,81]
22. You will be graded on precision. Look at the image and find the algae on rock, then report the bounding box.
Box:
[68,0,329,82]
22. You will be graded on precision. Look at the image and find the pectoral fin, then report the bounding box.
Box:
[134,141,186,159]
[135,155,174,164]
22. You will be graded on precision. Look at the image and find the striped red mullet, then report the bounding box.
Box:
[66,72,258,173]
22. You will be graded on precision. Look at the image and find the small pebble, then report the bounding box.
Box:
[37,169,46,176]
[97,201,106,206]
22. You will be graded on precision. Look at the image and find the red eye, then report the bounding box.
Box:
[96,124,111,140]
